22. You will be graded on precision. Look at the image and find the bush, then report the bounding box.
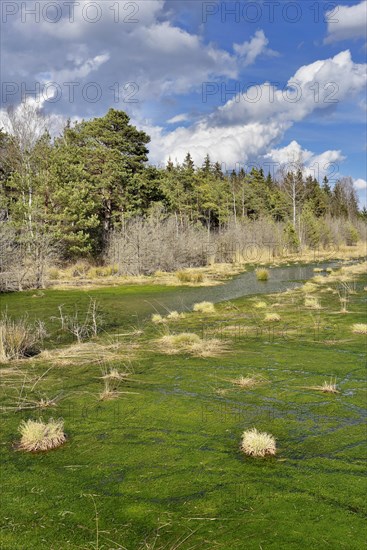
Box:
[283,221,300,252]
[345,223,359,246]
[18,418,66,452]
[256,268,269,281]
[241,428,276,457]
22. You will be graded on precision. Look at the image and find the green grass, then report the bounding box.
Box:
[0,268,366,549]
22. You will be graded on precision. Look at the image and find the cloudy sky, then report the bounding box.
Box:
[1,0,366,203]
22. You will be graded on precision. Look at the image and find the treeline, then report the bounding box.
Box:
[0,106,365,284]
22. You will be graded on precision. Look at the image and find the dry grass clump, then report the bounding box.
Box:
[101,368,130,382]
[231,375,266,389]
[313,267,324,273]
[167,311,185,320]
[99,380,120,401]
[264,313,281,323]
[158,333,224,357]
[241,428,276,457]
[352,323,367,335]
[0,314,44,362]
[254,301,267,309]
[193,301,215,314]
[256,268,269,281]
[152,314,165,324]
[304,296,321,309]
[18,418,66,452]
[176,271,203,284]
[302,282,319,293]
[307,378,339,394]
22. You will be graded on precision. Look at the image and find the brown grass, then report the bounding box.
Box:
[158,333,225,357]
[18,418,66,452]
[231,375,266,389]
[352,323,367,335]
[241,428,276,457]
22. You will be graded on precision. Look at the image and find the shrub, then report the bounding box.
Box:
[352,323,367,334]
[264,313,281,323]
[283,221,300,252]
[193,301,215,314]
[18,418,66,452]
[256,268,269,281]
[241,428,276,457]
[0,314,43,361]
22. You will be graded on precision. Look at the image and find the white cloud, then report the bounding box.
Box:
[5,1,263,110]
[264,141,345,181]
[234,30,278,67]
[354,178,367,189]
[324,1,367,44]
[167,113,190,124]
[146,51,366,168]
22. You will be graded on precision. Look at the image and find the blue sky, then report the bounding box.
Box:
[1,0,366,204]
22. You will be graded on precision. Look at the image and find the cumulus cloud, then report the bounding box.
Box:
[146,51,366,168]
[354,178,367,190]
[2,1,267,116]
[263,141,345,181]
[324,1,367,44]
[234,30,279,67]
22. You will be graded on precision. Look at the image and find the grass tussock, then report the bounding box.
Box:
[256,268,269,281]
[302,282,319,293]
[0,314,45,362]
[176,271,203,284]
[158,333,224,357]
[39,340,138,367]
[264,313,281,323]
[231,375,266,389]
[352,323,367,334]
[101,368,130,382]
[307,379,339,394]
[152,314,165,324]
[193,301,215,314]
[254,301,267,309]
[304,296,321,309]
[167,311,185,320]
[18,418,66,452]
[241,428,276,457]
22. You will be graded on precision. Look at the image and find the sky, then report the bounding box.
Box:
[1,0,366,205]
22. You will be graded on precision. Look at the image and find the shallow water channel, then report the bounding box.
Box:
[144,260,344,315]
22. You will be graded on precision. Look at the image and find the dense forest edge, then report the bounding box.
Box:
[0,104,366,291]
